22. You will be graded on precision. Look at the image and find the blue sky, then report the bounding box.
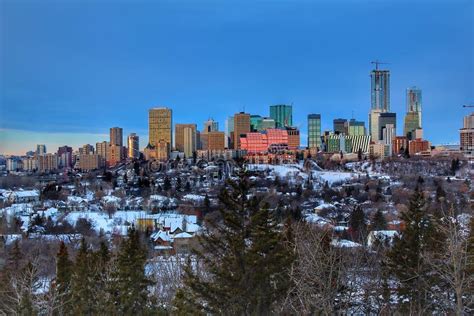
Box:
[1,0,473,155]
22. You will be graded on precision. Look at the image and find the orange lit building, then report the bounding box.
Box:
[240,129,289,153]
[409,139,430,155]
[392,136,408,155]
[286,127,300,150]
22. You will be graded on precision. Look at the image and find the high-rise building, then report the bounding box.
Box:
[149,107,172,150]
[183,127,197,157]
[96,141,109,161]
[369,109,382,142]
[250,115,262,132]
[110,127,123,147]
[225,116,234,148]
[233,112,251,149]
[80,144,95,155]
[270,104,292,128]
[203,118,218,133]
[333,118,347,135]
[127,133,140,159]
[308,114,321,150]
[261,117,276,130]
[378,112,397,141]
[286,127,300,150]
[38,153,58,173]
[371,69,390,112]
[404,87,423,140]
[347,119,366,136]
[79,154,101,171]
[409,139,430,155]
[175,124,197,153]
[382,123,395,157]
[57,146,73,169]
[36,144,47,156]
[460,113,474,155]
[207,131,226,151]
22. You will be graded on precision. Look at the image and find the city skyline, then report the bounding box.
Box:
[1,0,473,155]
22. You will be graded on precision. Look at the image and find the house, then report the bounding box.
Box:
[8,190,40,204]
[367,230,398,248]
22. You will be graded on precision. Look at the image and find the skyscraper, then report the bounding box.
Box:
[57,146,73,168]
[110,127,123,147]
[378,112,397,141]
[250,115,262,132]
[225,116,234,148]
[175,124,197,153]
[270,104,292,128]
[347,119,366,136]
[370,69,390,112]
[183,127,196,157]
[149,107,172,148]
[36,144,47,156]
[203,118,218,133]
[127,133,139,159]
[333,118,347,135]
[308,114,321,149]
[369,109,382,142]
[233,112,251,150]
[404,87,423,140]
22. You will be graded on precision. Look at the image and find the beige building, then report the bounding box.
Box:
[369,143,386,159]
[108,144,122,166]
[96,141,108,166]
[233,112,251,150]
[22,157,37,171]
[79,154,101,171]
[175,124,197,153]
[38,153,58,172]
[207,131,225,151]
[460,113,474,155]
[149,108,172,151]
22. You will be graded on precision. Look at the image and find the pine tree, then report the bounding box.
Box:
[56,241,72,314]
[163,176,171,191]
[371,209,387,231]
[109,227,151,314]
[349,205,367,244]
[70,238,95,315]
[175,175,293,314]
[175,177,182,191]
[386,184,444,313]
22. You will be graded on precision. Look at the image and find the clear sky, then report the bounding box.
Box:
[1,0,473,155]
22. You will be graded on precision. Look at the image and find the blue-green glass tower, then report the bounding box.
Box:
[270,104,292,128]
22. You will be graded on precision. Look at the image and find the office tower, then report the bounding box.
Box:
[371,68,390,112]
[382,123,395,157]
[110,127,123,146]
[225,116,234,148]
[460,112,474,155]
[347,119,366,136]
[207,131,226,151]
[404,112,422,140]
[149,107,172,148]
[183,127,197,157]
[378,112,397,141]
[270,104,292,128]
[203,118,218,133]
[404,87,423,140]
[36,144,47,156]
[175,124,197,153]
[57,146,73,169]
[308,114,322,149]
[127,133,140,159]
[369,109,382,141]
[286,127,300,150]
[233,112,251,150]
[333,118,347,134]
[250,115,262,132]
[406,86,422,119]
[80,144,95,155]
[240,129,288,153]
[261,117,276,130]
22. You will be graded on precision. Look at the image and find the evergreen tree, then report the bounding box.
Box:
[175,175,293,314]
[70,238,95,315]
[109,227,151,314]
[349,205,367,243]
[203,194,211,213]
[386,185,444,313]
[56,241,72,314]
[175,177,182,191]
[371,209,387,231]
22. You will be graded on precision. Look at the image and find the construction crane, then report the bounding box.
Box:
[371,60,390,70]
[462,104,474,108]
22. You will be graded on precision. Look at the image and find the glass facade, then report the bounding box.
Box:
[371,70,390,112]
[250,115,263,132]
[270,104,293,128]
[347,119,366,136]
[308,114,321,149]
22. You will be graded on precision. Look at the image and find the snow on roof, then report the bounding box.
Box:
[67,196,87,203]
[331,239,362,248]
[182,194,205,202]
[151,230,172,242]
[173,232,193,239]
[305,214,331,226]
[102,195,121,204]
[11,190,40,198]
[0,234,22,245]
